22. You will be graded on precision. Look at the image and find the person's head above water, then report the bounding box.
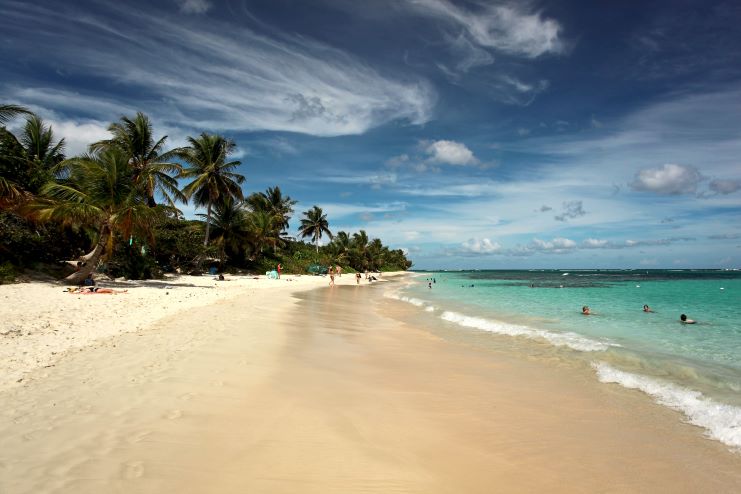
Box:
[582,306,591,314]
[680,314,696,324]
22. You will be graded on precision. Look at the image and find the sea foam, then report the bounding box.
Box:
[440,311,615,352]
[594,362,741,450]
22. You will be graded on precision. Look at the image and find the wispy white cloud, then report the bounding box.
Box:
[176,0,211,15]
[1,0,436,137]
[318,201,408,221]
[405,0,564,58]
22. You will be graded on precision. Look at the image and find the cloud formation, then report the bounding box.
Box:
[708,178,741,195]
[461,237,502,254]
[554,200,586,221]
[630,163,703,195]
[406,0,564,58]
[177,0,211,14]
[425,140,478,166]
[1,1,435,137]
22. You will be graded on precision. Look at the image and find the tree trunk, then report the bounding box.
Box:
[203,201,212,246]
[63,226,110,285]
[315,236,319,253]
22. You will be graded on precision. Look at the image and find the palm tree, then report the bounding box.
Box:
[298,205,332,253]
[177,133,245,246]
[328,230,351,265]
[0,115,65,207]
[200,196,250,263]
[246,186,297,233]
[0,104,31,125]
[247,209,282,256]
[368,238,384,271]
[351,230,370,270]
[30,146,157,284]
[92,112,184,207]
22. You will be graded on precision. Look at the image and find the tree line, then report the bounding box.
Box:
[0,104,412,283]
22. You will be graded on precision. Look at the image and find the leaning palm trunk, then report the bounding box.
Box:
[203,201,212,246]
[64,226,110,285]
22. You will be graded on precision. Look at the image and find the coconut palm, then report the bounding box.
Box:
[328,230,351,265]
[0,115,65,207]
[246,186,297,233]
[177,133,245,246]
[247,209,282,256]
[92,112,184,207]
[200,196,250,263]
[367,238,384,271]
[30,146,158,284]
[351,230,370,270]
[0,104,31,125]
[298,205,332,253]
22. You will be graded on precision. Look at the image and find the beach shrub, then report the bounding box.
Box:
[0,261,17,283]
[0,211,88,266]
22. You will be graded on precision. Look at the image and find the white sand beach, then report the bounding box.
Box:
[2,272,741,493]
[0,272,376,392]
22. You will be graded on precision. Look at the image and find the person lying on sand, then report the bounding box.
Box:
[66,287,128,294]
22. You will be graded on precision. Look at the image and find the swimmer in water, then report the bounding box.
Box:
[680,314,696,324]
[643,304,653,313]
[582,306,591,315]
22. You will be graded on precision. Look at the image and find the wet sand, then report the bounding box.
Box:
[1,279,740,493]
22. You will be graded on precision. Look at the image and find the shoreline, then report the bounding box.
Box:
[2,273,741,492]
[0,272,399,392]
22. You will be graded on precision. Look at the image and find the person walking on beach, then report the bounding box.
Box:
[277,263,282,279]
[336,265,342,277]
[355,272,361,284]
[329,266,335,287]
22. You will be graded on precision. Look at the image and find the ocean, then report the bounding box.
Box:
[388,269,741,451]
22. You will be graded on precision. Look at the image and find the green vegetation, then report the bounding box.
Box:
[0,105,412,283]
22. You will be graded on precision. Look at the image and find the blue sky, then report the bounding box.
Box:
[2,0,740,269]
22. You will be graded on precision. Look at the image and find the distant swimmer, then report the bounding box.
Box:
[582,306,591,315]
[680,314,696,324]
[643,304,653,313]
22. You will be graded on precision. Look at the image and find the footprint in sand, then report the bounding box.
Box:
[127,430,152,444]
[164,409,182,420]
[122,460,145,479]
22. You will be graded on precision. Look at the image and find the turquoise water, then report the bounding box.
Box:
[391,270,741,450]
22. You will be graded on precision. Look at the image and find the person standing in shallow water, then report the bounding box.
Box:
[355,272,361,284]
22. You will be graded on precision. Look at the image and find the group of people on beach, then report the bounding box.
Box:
[581,305,696,324]
[328,265,379,286]
[64,272,127,294]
